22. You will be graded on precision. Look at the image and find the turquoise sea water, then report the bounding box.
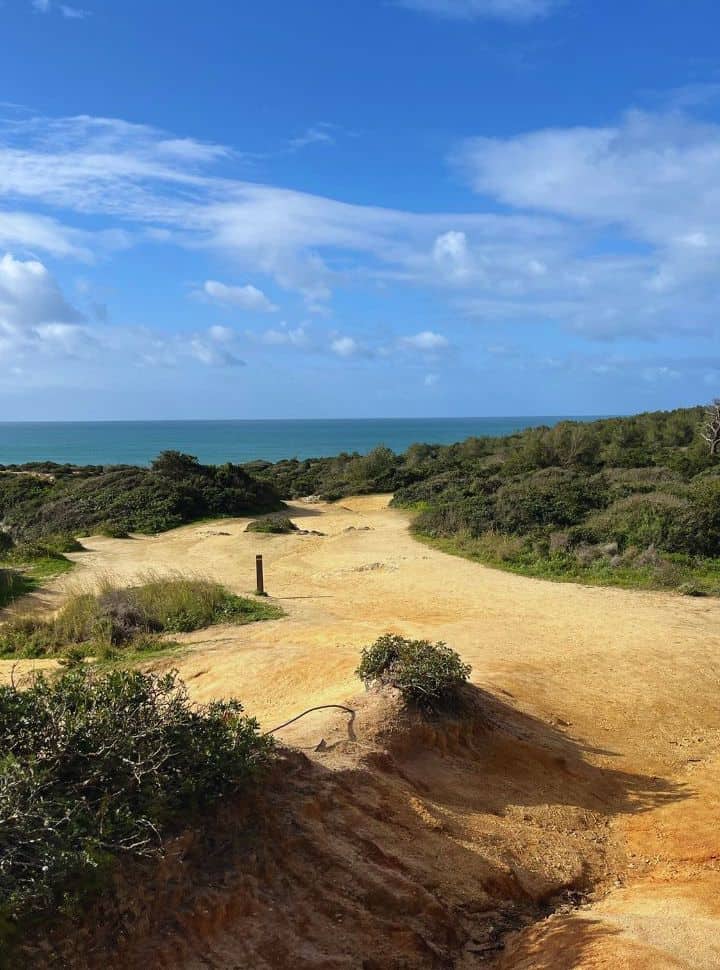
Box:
[0,417,600,467]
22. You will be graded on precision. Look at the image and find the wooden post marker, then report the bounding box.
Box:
[255,554,266,596]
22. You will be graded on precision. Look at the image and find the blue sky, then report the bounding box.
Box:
[2,0,720,419]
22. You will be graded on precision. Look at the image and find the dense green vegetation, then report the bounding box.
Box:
[0,450,282,543]
[0,576,283,660]
[357,634,471,711]
[0,668,273,946]
[251,407,720,594]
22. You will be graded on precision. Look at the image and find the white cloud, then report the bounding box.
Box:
[189,336,245,367]
[331,336,360,358]
[208,324,234,342]
[455,110,720,248]
[0,253,83,330]
[0,253,249,372]
[258,324,308,347]
[401,330,449,351]
[59,5,89,18]
[0,210,127,260]
[0,253,97,364]
[397,0,558,22]
[433,230,471,280]
[202,280,277,312]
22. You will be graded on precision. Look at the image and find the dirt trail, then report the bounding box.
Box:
[5,496,720,968]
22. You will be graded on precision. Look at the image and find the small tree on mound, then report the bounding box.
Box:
[356,634,471,711]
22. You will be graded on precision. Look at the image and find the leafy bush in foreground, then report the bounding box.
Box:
[0,576,284,658]
[0,668,273,935]
[356,634,471,711]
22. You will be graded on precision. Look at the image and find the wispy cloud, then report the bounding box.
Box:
[288,123,337,151]
[397,0,560,22]
[32,0,90,18]
[59,5,90,18]
[400,330,449,351]
[200,280,278,313]
[2,108,720,346]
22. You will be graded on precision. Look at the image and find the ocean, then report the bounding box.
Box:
[0,417,600,467]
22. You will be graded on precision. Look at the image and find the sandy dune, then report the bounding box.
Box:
[5,495,720,968]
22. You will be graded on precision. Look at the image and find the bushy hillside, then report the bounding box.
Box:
[250,407,720,593]
[0,451,283,543]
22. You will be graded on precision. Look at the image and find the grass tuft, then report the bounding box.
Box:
[0,573,284,658]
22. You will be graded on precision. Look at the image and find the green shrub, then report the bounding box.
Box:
[584,492,690,552]
[97,522,132,538]
[0,668,273,936]
[356,634,471,711]
[0,576,284,657]
[0,569,27,609]
[681,478,720,557]
[4,537,80,565]
[246,515,299,535]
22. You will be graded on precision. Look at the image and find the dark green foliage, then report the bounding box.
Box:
[0,577,284,658]
[356,634,471,710]
[0,452,282,542]
[0,668,273,934]
[583,492,691,552]
[247,444,411,501]
[4,534,84,565]
[245,514,299,535]
[492,469,608,534]
[97,522,132,538]
[0,569,28,609]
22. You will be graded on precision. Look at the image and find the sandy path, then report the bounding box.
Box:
[4,495,720,968]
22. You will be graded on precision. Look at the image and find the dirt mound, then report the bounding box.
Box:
[19,688,661,969]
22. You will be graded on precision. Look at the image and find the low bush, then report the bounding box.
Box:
[0,569,27,609]
[356,634,471,711]
[0,575,284,658]
[97,522,132,539]
[0,668,273,939]
[246,515,299,535]
[583,492,689,552]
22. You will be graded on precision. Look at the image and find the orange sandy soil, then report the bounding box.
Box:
[4,495,720,969]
